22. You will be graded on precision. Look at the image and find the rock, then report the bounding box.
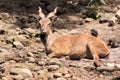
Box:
[85,18,94,22]
[10,68,33,78]
[5,35,30,46]
[97,66,114,72]
[64,74,72,78]
[78,0,90,6]
[53,72,62,78]
[90,29,98,37]
[14,35,30,46]
[5,36,14,44]
[13,41,24,49]
[37,69,48,80]
[37,61,45,66]
[0,29,6,35]
[13,74,24,80]
[56,78,66,80]
[47,58,63,66]
[24,28,38,37]
[0,54,5,63]
[108,20,115,26]
[27,52,34,57]
[38,69,48,75]
[48,65,60,72]
[28,57,35,63]
[55,67,69,75]
[115,64,120,70]
[100,13,114,23]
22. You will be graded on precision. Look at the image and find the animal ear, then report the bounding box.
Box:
[47,7,58,19]
[38,6,45,19]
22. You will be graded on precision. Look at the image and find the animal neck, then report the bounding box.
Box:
[42,30,58,53]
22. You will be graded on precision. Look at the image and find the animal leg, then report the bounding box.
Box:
[92,53,100,67]
[87,42,100,67]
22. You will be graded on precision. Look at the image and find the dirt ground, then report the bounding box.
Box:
[0,0,120,80]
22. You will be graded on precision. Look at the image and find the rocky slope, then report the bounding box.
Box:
[0,0,120,80]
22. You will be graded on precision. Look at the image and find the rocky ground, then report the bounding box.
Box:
[0,0,120,80]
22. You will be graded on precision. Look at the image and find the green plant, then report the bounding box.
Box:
[87,0,106,19]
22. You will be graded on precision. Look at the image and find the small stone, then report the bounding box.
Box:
[64,74,72,78]
[56,78,66,80]
[97,66,114,72]
[108,21,115,26]
[53,72,62,78]
[107,63,115,67]
[100,13,114,23]
[28,57,35,63]
[27,52,34,57]
[10,68,33,78]
[90,29,98,37]
[115,64,120,70]
[99,74,104,78]
[38,69,48,75]
[48,58,63,66]
[13,35,30,46]
[37,61,45,66]
[37,69,48,80]
[13,41,24,49]
[85,18,94,22]
[13,74,24,80]
[48,65,60,72]
[56,67,69,75]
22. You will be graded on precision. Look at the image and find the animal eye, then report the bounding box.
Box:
[48,23,52,26]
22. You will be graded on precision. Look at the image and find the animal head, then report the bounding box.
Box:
[38,6,58,35]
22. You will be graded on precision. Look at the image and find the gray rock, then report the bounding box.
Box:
[13,41,24,49]
[10,68,33,78]
[97,66,114,72]
[48,65,60,72]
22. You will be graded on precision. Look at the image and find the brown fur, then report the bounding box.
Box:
[38,7,110,65]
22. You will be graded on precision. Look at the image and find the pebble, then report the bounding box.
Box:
[97,66,114,72]
[53,72,62,78]
[13,74,24,80]
[28,57,35,63]
[13,41,24,49]
[56,78,66,80]
[10,68,33,78]
[37,61,45,66]
[48,65,60,72]
[48,58,63,66]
